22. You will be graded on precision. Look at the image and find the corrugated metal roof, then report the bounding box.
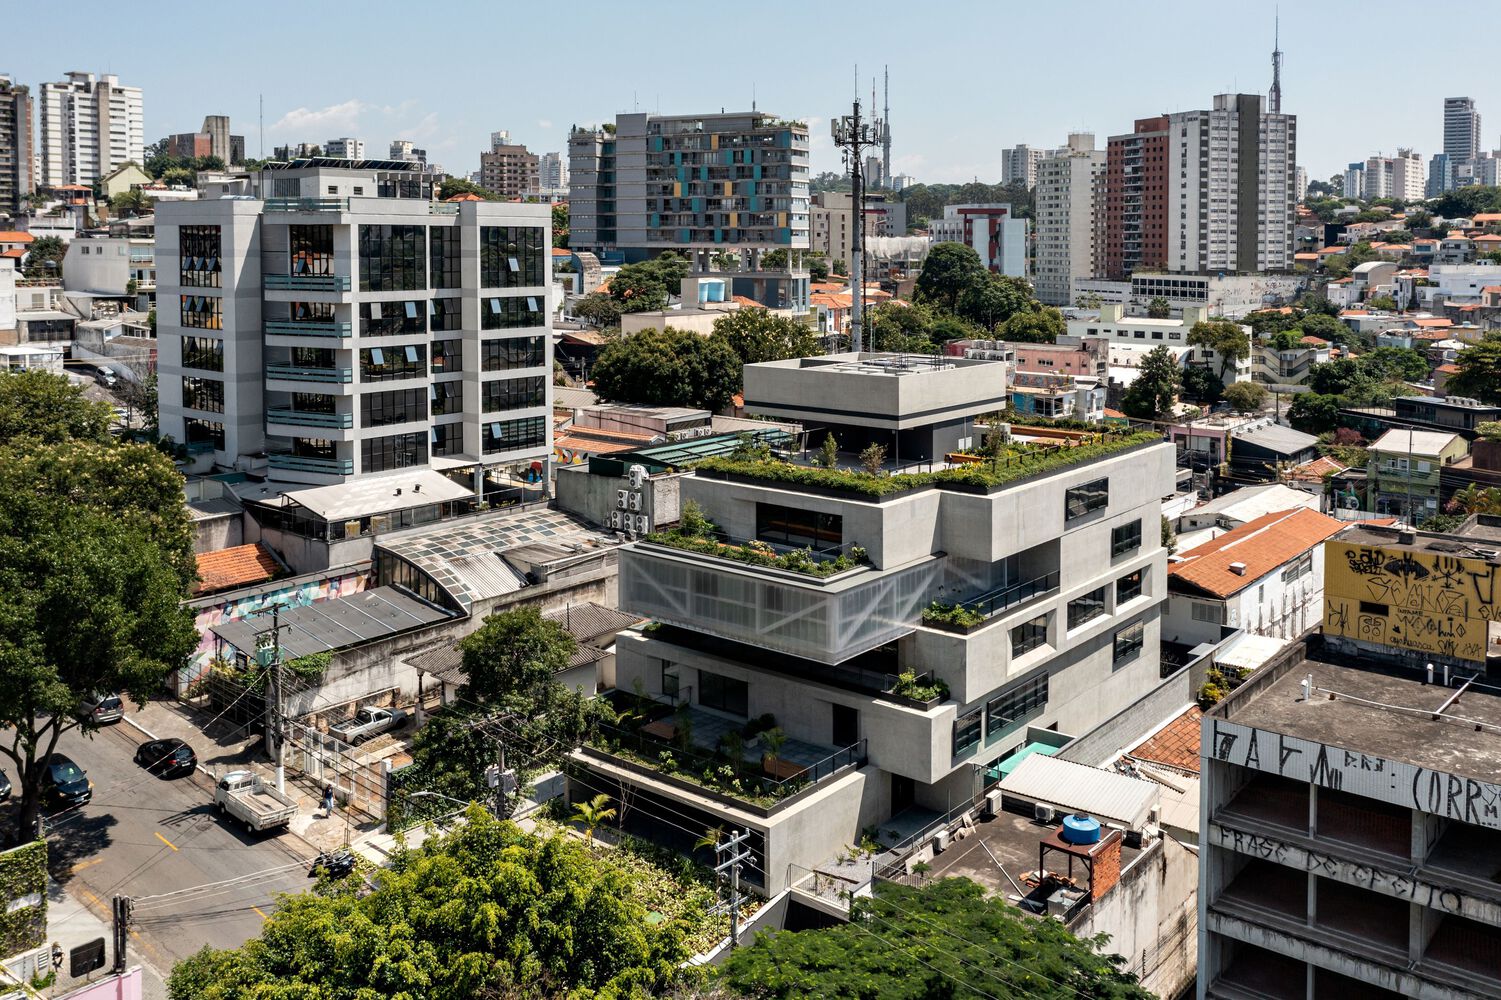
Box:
[446,552,529,600]
[209,586,452,658]
[999,753,1160,831]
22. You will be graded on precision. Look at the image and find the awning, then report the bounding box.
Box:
[999,753,1160,831]
[985,741,1060,782]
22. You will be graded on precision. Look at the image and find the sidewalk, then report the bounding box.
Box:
[41,882,167,1000]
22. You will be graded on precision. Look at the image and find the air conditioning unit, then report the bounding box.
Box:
[1034,803,1056,824]
[628,492,643,511]
[628,464,647,488]
[616,489,629,509]
[608,511,624,529]
[984,789,1003,818]
[932,830,950,853]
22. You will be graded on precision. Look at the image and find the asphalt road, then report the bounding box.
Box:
[24,721,316,986]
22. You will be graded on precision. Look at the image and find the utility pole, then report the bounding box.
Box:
[833,95,882,353]
[110,896,131,973]
[254,606,288,793]
[714,829,753,948]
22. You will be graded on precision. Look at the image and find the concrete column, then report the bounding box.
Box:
[1411,808,1444,864]
[1308,782,1319,837]
[1409,900,1442,964]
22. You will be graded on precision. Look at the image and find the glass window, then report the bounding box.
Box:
[481,295,544,330]
[181,376,225,413]
[360,388,428,428]
[1067,586,1108,629]
[756,503,842,549]
[986,674,1048,741]
[481,375,546,412]
[179,294,222,330]
[181,336,224,372]
[429,226,462,290]
[184,417,224,449]
[430,381,463,416]
[1117,568,1143,604]
[481,416,546,454]
[698,671,748,717]
[361,432,428,473]
[1113,621,1145,665]
[292,392,335,413]
[1065,478,1108,521]
[480,226,545,288]
[431,339,463,373]
[290,300,335,323]
[1111,519,1142,557]
[359,300,425,337]
[289,225,333,276]
[360,345,427,382]
[1011,614,1048,656]
[431,422,463,457]
[953,707,983,758]
[429,297,462,332]
[1280,552,1313,583]
[1191,602,1223,624]
[359,225,426,292]
[178,225,222,288]
[481,335,545,371]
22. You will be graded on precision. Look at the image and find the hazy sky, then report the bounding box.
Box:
[11,0,1497,184]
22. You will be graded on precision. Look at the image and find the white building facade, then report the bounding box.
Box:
[1035,134,1106,306]
[38,72,143,189]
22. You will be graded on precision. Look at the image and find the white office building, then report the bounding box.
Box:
[38,72,144,188]
[1035,134,1106,306]
[156,158,552,493]
[1001,144,1047,189]
[323,137,365,160]
[1443,97,1481,186]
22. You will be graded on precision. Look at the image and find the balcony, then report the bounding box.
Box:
[429,202,459,215]
[266,409,354,429]
[264,274,352,292]
[267,454,353,475]
[920,572,1060,634]
[264,197,349,213]
[265,364,353,384]
[264,319,353,338]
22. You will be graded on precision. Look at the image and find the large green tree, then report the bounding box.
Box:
[608,263,670,312]
[552,203,569,248]
[1187,320,1250,379]
[573,291,624,330]
[0,370,113,444]
[1361,346,1429,382]
[1179,364,1224,405]
[866,302,940,354]
[1288,392,1342,434]
[956,273,1032,330]
[1120,346,1181,420]
[717,878,1152,999]
[1445,336,1501,404]
[710,308,821,368]
[23,236,65,279]
[592,327,741,410]
[437,177,498,201]
[1000,306,1065,344]
[1223,381,1268,414]
[914,242,988,314]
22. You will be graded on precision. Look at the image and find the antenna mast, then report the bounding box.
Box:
[1269,11,1283,113]
[882,66,891,185]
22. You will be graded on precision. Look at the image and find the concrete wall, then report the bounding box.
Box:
[1059,666,1192,767]
[1085,836,1199,999]
[192,511,243,553]
[743,355,1010,429]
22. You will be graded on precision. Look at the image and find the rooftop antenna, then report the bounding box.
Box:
[1270,8,1284,113]
[259,93,263,158]
[882,65,891,185]
[752,83,756,113]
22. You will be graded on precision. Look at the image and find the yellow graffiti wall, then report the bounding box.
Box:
[1322,540,1499,663]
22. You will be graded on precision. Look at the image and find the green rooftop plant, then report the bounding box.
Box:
[1477,421,1501,443]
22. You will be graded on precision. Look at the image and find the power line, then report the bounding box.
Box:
[842,914,1002,1000]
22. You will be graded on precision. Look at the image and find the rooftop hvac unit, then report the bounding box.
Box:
[628,464,647,488]
[616,489,629,509]
[1047,887,1084,919]
[984,789,1003,818]
[932,829,950,853]
[628,492,643,511]
[1033,803,1055,825]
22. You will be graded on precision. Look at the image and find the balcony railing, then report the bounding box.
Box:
[264,197,349,213]
[266,409,354,429]
[265,364,353,384]
[263,274,352,292]
[429,202,459,215]
[267,454,353,475]
[925,572,1061,633]
[264,319,353,338]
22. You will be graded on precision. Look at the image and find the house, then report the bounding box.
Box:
[1365,428,1468,524]
[1176,482,1324,549]
[1227,423,1320,482]
[100,161,152,200]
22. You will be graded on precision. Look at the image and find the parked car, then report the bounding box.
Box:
[329,707,408,745]
[134,738,197,778]
[40,754,92,808]
[0,770,10,801]
[94,366,118,389]
[78,693,123,725]
[214,770,297,832]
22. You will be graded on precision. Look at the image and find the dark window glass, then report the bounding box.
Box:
[1065,478,1109,521]
[179,225,222,288]
[289,225,333,276]
[756,503,842,549]
[1111,519,1142,556]
[1114,621,1145,665]
[292,392,335,413]
[986,673,1048,741]
[481,335,545,371]
[431,422,463,457]
[184,418,224,449]
[1360,601,1388,617]
[181,376,224,413]
[698,671,748,717]
[429,226,462,289]
[430,380,463,416]
[953,708,983,758]
[481,295,544,329]
[291,437,336,460]
[361,432,428,473]
[1067,586,1108,629]
[479,226,545,288]
[481,375,546,413]
[360,344,427,382]
[179,294,222,330]
[360,388,428,428]
[359,300,425,337]
[431,339,463,373]
[181,336,223,372]
[358,225,426,292]
[290,300,335,322]
[1117,569,1143,604]
[481,416,546,454]
[1010,615,1048,656]
[429,297,462,332]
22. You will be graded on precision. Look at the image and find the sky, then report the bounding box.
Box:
[10,0,1498,185]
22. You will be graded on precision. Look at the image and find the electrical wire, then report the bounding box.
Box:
[130,858,315,909]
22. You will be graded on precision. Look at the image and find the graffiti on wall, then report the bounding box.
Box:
[1322,541,1498,663]
[183,571,369,688]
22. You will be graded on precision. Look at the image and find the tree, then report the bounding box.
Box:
[1223,381,1268,413]
[1362,347,1429,382]
[437,176,497,201]
[859,443,887,476]
[1288,392,1341,434]
[608,262,670,312]
[0,370,113,444]
[1121,346,1180,419]
[1306,358,1369,397]
[817,432,838,468]
[1380,229,1414,244]
[552,203,569,248]
[1187,320,1250,379]
[807,253,829,283]
[1444,336,1501,404]
[573,291,623,330]
[710,308,820,368]
[170,809,704,999]
[998,306,1065,344]
[867,302,939,354]
[1297,312,1345,341]
[460,606,577,706]
[1368,294,1398,311]
[22,236,65,279]
[1323,241,1379,280]
[1147,296,1171,318]
[955,273,1031,330]
[109,188,153,217]
[716,878,1153,999]
[1179,364,1224,405]
[592,327,742,411]
[914,242,987,314]
[571,793,616,845]
[1448,484,1501,516]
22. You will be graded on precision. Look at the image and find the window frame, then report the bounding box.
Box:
[1065,478,1109,521]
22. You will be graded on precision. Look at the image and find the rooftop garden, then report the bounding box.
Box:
[695,429,1164,498]
[644,501,867,578]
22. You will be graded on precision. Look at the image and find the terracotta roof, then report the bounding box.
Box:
[1473,213,1501,223]
[1293,252,1319,261]
[731,295,764,308]
[1340,309,1370,316]
[1128,707,1203,774]
[1168,508,1347,598]
[0,231,35,243]
[553,432,641,455]
[0,248,24,259]
[1473,234,1501,244]
[1436,363,1461,374]
[1300,335,1329,345]
[1412,317,1452,327]
[1481,286,1501,294]
[1318,246,1347,255]
[551,247,572,256]
[194,543,281,595]
[1103,407,1127,418]
[1285,454,1347,481]
[445,192,485,202]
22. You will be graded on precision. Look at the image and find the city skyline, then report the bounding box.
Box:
[8,0,1498,186]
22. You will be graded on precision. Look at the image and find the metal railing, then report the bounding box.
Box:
[264,273,352,292]
[265,319,352,338]
[265,364,353,384]
[264,197,349,213]
[267,453,354,475]
[954,572,1060,623]
[266,408,354,429]
[429,203,459,215]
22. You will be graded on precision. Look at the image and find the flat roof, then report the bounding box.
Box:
[284,469,474,522]
[999,753,1161,831]
[210,585,452,658]
[1231,423,1319,455]
[1333,520,1501,557]
[1370,428,1464,455]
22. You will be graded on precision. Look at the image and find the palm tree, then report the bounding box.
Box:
[1448,483,1501,516]
[761,727,787,775]
[570,794,616,845]
[695,825,725,851]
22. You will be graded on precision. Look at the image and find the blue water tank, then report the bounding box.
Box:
[1061,814,1101,845]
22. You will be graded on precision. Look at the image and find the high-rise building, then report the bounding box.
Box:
[38,72,144,188]
[323,137,364,160]
[167,117,243,165]
[1343,163,1366,200]
[1101,116,1170,281]
[388,139,426,164]
[538,151,568,192]
[1001,144,1046,189]
[1443,97,1481,186]
[1358,149,1424,202]
[1427,153,1453,197]
[479,132,539,199]
[930,204,1029,278]
[1035,133,1106,306]
[809,191,907,266]
[156,158,553,489]
[1294,165,1307,202]
[0,76,33,214]
[568,111,810,263]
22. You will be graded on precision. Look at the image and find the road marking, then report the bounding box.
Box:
[154,831,178,852]
[252,905,270,921]
[77,886,169,971]
[68,858,103,874]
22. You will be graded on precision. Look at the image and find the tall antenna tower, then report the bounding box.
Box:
[833,93,882,352]
[1269,12,1283,113]
[882,66,891,185]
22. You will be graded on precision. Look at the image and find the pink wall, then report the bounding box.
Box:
[60,968,142,1000]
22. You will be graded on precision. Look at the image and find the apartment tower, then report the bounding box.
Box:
[38,72,143,188]
[1101,116,1170,281]
[0,76,32,213]
[1035,133,1106,306]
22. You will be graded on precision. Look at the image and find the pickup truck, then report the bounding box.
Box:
[214,770,298,832]
[329,707,408,745]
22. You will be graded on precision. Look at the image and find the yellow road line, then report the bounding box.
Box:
[78,886,168,969]
[154,831,178,852]
[68,858,103,874]
[252,905,270,921]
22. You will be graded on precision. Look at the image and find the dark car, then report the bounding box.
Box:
[40,754,92,808]
[134,738,197,778]
[0,770,10,801]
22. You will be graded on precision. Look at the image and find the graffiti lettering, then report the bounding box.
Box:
[1345,549,1389,575]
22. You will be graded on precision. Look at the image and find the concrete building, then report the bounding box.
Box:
[1009,371,1105,421]
[61,231,155,298]
[1359,149,1425,203]
[167,115,244,165]
[1102,116,1170,280]
[1343,162,1365,200]
[1035,133,1106,306]
[1001,144,1046,189]
[323,137,365,160]
[0,76,33,215]
[809,191,907,266]
[1294,165,1307,202]
[155,157,553,497]
[1074,272,1303,320]
[1069,303,1250,386]
[37,72,144,188]
[1365,428,1468,525]
[1443,96,1482,187]
[569,359,1175,891]
[538,151,567,193]
[929,204,1028,279]
[479,132,539,200]
[1427,153,1454,197]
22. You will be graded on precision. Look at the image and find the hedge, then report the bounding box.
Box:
[0,840,48,957]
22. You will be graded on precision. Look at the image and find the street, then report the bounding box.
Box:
[17,721,316,988]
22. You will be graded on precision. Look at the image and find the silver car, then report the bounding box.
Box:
[79,693,123,725]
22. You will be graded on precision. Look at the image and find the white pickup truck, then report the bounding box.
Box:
[214,770,298,832]
[329,707,408,745]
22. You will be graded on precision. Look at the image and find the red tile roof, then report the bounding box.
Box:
[0,248,24,259]
[1300,335,1329,346]
[0,231,35,243]
[1284,454,1347,481]
[1168,508,1347,598]
[445,192,485,202]
[1129,707,1203,773]
[194,543,281,595]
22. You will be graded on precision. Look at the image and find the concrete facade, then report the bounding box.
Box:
[0,76,32,214]
[1035,134,1105,306]
[37,72,143,188]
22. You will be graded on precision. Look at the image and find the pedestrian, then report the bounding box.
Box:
[321,783,335,817]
